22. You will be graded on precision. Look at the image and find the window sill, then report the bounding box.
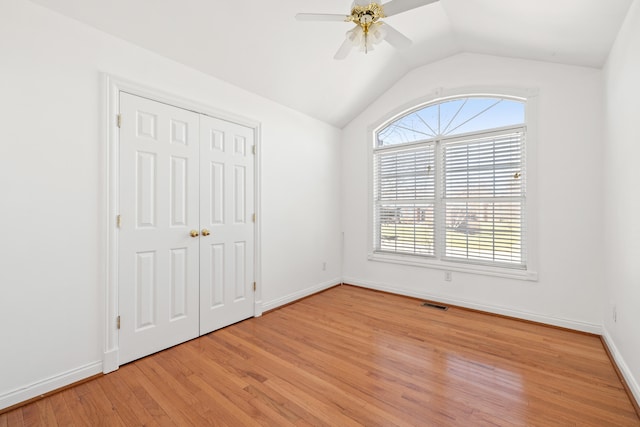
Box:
[368,252,538,282]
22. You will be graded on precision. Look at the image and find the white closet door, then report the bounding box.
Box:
[118,93,200,364]
[199,115,255,335]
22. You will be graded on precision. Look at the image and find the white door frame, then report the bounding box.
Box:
[101,74,263,373]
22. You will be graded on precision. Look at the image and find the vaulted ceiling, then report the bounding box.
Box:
[30,0,632,128]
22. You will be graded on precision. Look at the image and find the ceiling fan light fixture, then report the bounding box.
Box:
[346,21,386,55]
[369,22,387,44]
[346,26,362,45]
[296,0,440,59]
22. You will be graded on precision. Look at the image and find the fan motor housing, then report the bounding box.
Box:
[350,3,385,26]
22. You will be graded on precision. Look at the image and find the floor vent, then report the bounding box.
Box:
[422,302,448,311]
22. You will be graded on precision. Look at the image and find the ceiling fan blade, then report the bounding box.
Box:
[382,23,412,49]
[334,37,354,60]
[295,13,350,22]
[382,0,439,17]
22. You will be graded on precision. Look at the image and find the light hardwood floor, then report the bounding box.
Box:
[2,285,638,426]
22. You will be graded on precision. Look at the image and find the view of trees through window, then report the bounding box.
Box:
[373,96,527,268]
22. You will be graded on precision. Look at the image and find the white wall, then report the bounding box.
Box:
[603,0,640,403]
[0,0,341,408]
[341,53,604,332]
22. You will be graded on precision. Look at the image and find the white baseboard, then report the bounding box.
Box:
[0,361,103,411]
[262,278,341,312]
[602,327,640,408]
[342,277,602,334]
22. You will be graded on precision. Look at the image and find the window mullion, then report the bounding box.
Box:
[434,138,444,261]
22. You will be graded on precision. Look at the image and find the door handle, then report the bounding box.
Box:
[201,229,211,236]
[190,230,199,238]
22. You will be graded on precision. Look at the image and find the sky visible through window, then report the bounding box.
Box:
[377,97,525,146]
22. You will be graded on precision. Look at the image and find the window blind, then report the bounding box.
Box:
[374,145,436,256]
[441,129,526,268]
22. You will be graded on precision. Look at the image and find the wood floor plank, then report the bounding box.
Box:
[18,402,40,427]
[1,285,638,426]
[4,410,23,427]
[72,383,126,427]
[123,363,198,426]
[59,388,95,426]
[97,368,160,427]
[116,364,174,426]
[47,390,76,427]
[220,330,388,424]
[33,399,59,427]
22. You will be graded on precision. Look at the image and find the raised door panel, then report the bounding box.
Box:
[135,251,156,330]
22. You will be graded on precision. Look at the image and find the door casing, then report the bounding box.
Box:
[102,74,263,373]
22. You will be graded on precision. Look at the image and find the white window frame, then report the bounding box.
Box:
[367,88,539,281]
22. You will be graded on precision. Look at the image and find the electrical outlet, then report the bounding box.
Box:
[322,262,327,271]
[445,271,452,282]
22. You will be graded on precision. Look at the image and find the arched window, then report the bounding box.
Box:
[372,96,527,269]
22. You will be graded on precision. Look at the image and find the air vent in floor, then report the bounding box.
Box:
[422,302,448,311]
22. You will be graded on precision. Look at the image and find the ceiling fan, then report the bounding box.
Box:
[296,0,440,60]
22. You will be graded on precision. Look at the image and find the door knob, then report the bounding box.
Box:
[190,230,199,238]
[201,229,211,236]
